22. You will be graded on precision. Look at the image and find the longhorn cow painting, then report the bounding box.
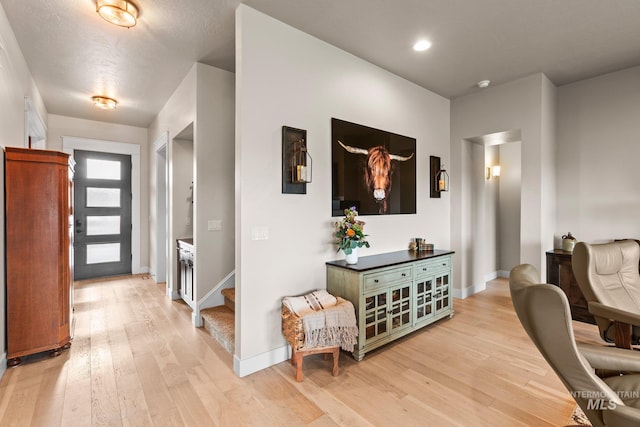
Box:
[332,118,416,216]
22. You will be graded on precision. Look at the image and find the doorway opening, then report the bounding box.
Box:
[464,129,522,292]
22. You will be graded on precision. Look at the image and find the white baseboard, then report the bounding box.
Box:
[133,266,149,275]
[197,271,235,311]
[484,271,498,282]
[166,287,180,300]
[482,271,510,282]
[0,352,6,381]
[192,310,203,327]
[233,345,290,378]
[453,281,487,299]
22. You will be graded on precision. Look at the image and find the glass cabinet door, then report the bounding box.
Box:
[390,283,412,332]
[364,290,389,342]
[434,272,451,315]
[415,277,434,323]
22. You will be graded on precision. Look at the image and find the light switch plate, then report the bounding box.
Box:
[251,226,269,240]
[208,220,222,231]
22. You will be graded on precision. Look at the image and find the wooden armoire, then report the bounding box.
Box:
[5,147,74,366]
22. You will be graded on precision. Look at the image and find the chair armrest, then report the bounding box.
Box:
[588,302,640,326]
[578,343,640,372]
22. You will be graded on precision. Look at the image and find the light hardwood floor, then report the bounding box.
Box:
[0,275,601,426]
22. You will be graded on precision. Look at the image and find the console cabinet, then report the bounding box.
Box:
[327,250,454,360]
[5,147,75,366]
[545,250,595,324]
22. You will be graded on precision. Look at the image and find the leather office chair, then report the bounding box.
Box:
[510,264,640,427]
[572,240,640,349]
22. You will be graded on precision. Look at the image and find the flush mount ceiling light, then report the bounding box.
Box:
[477,80,491,88]
[92,95,118,109]
[413,39,432,52]
[96,0,139,28]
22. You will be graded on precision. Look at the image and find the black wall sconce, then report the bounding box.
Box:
[282,126,312,194]
[430,155,449,198]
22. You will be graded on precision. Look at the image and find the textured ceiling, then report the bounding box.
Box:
[2,0,640,128]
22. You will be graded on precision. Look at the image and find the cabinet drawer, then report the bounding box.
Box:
[364,267,412,291]
[415,256,451,277]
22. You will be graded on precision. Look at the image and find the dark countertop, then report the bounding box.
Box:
[326,249,454,272]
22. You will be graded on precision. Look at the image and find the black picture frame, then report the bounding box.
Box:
[282,126,307,194]
[430,155,441,198]
[331,118,416,216]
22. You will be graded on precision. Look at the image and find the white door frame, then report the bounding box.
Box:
[62,136,143,275]
[153,132,169,288]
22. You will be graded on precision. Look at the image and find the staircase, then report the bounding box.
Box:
[201,288,235,353]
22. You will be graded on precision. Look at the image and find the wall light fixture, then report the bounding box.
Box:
[486,165,501,179]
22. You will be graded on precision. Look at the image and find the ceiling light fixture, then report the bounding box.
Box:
[96,0,139,28]
[413,40,432,52]
[477,80,491,88]
[92,95,118,109]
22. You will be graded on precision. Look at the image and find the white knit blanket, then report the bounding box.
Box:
[301,297,358,352]
[283,290,338,317]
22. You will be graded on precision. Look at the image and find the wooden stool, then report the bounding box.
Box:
[290,345,339,382]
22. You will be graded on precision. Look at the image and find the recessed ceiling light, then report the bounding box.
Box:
[413,40,432,52]
[92,96,118,109]
[477,80,491,88]
[96,0,139,28]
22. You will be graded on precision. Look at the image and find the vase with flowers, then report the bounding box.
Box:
[334,206,370,264]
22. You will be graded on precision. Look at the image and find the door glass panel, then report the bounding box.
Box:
[86,216,120,236]
[87,243,121,264]
[86,159,121,180]
[87,187,120,207]
[366,296,374,310]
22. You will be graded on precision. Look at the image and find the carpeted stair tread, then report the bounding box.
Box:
[221,288,235,302]
[201,305,234,353]
[221,288,235,312]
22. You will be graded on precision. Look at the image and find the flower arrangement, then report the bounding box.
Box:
[334,207,370,254]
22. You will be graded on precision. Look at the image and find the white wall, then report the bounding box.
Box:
[173,136,194,243]
[47,114,150,273]
[0,3,49,374]
[149,65,197,298]
[194,65,235,302]
[451,73,557,293]
[498,142,521,271]
[148,63,235,314]
[556,66,640,243]
[235,5,450,376]
[484,144,499,276]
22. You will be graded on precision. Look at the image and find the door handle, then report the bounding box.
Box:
[75,219,82,233]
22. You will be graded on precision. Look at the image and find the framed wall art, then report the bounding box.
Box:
[331,118,416,216]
